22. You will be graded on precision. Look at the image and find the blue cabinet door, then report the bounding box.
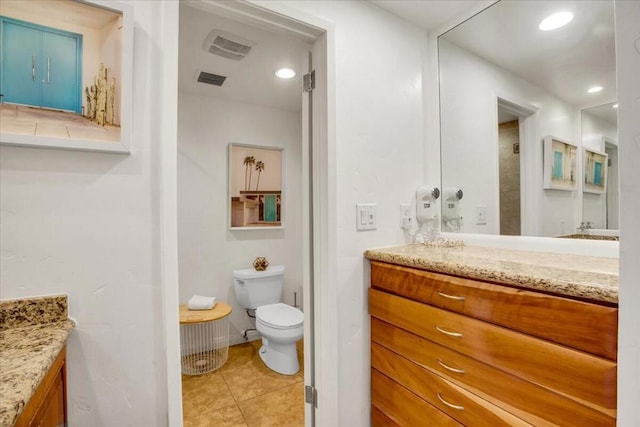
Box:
[1,17,81,113]
[41,31,79,112]
[1,21,40,107]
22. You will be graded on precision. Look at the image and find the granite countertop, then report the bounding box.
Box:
[0,295,75,427]
[364,244,619,304]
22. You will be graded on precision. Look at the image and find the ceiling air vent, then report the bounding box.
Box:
[197,71,226,87]
[203,30,255,61]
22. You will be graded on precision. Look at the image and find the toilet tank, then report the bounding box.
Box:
[233,265,285,309]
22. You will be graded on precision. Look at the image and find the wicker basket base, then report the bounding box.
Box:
[181,348,229,375]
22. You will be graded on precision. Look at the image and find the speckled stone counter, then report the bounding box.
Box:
[0,295,75,427]
[364,244,618,304]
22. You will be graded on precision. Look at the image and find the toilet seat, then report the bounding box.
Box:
[256,303,303,330]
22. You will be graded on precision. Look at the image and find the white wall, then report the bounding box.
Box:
[581,111,617,228]
[0,2,167,425]
[177,92,303,345]
[616,0,640,424]
[439,39,580,237]
[582,112,617,151]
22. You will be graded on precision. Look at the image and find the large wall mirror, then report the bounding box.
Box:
[439,0,618,239]
[228,143,283,229]
[0,0,132,154]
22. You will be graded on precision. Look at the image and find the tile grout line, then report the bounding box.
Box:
[219,369,250,427]
[194,340,304,426]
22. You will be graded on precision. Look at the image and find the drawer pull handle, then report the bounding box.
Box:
[438,291,465,301]
[437,358,465,374]
[435,325,463,338]
[437,393,465,411]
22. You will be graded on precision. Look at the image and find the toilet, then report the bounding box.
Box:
[232,265,303,375]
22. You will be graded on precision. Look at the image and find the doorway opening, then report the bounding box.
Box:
[604,138,619,229]
[497,109,521,235]
[496,98,536,236]
[174,2,327,426]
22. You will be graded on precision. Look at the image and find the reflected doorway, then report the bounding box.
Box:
[605,140,619,229]
[496,98,536,236]
[498,115,521,235]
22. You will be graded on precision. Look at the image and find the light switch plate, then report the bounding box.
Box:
[399,203,411,228]
[356,203,377,230]
[476,205,488,225]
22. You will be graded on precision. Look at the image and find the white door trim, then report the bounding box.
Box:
[159,1,182,425]
[159,1,337,425]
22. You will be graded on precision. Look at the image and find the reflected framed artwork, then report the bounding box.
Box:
[543,135,577,191]
[583,148,608,194]
[228,143,283,229]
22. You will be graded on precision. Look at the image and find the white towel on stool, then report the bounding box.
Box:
[187,294,217,310]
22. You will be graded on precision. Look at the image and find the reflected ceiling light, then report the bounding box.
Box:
[539,11,574,31]
[613,104,618,108]
[275,68,296,79]
[587,86,604,93]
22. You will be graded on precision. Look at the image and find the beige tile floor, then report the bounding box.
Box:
[182,340,305,427]
[0,104,120,142]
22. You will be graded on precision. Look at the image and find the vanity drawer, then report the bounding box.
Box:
[369,288,617,410]
[371,368,462,427]
[370,261,618,360]
[371,405,399,427]
[371,317,616,426]
[373,343,530,426]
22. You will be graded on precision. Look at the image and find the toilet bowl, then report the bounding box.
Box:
[232,265,304,375]
[256,303,303,375]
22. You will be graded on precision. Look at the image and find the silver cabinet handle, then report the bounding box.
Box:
[47,57,50,83]
[437,393,465,411]
[32,55,36,81]
[435,325,463,338]
[438,291,465,301]
[437,358,465,374]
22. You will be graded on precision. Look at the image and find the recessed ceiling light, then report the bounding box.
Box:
[613,104,618,108]
[587,86,604,93]
[275,68,296,79]
[539,11,574,31]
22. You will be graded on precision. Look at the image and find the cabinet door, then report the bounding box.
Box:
[36,368,65,427]
[40,30,80,112]
[2,21,40,107]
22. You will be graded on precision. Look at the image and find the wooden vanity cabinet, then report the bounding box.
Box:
[369,261,618,426]
[16,346,67,427]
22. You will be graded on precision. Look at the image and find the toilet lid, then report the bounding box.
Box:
[257,303,303,329]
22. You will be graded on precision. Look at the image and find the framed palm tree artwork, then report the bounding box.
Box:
[228,143,283,229]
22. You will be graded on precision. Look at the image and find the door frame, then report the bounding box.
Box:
[159,1,337,425]
[494,95,539,236]
[0,16,83,114]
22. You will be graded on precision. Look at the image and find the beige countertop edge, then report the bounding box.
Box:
[364,247,618,305]
[0,319,75,427]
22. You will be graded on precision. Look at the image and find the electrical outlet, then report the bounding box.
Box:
[476,205,488,225]
[399,203,411,228]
